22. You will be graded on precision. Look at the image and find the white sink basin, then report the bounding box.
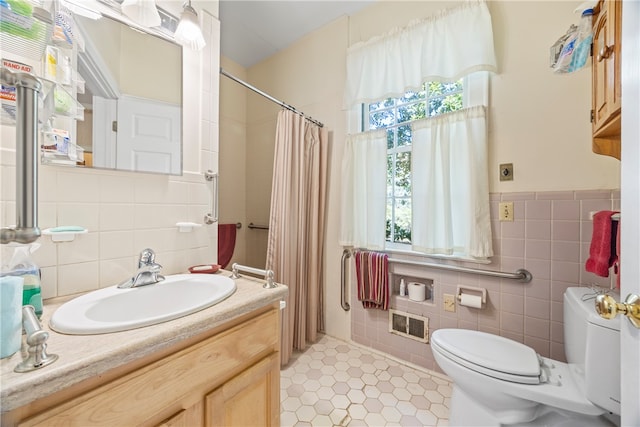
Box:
[50,274,236,335]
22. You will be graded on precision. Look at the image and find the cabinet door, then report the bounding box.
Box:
[591,0,622,159]
[592,1,612,129]
[206,353,280,427]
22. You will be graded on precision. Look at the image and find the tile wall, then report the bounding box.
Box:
[0,13,220,301]
[351,189,620,373]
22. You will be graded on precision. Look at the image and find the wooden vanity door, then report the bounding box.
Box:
[205,353,280,427]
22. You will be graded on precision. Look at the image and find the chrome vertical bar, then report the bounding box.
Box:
[1,68,42,244]
[341,249,351,311]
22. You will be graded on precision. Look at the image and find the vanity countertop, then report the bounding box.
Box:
[0,272,288,413]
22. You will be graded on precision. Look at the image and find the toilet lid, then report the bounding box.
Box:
[432,329,542,384]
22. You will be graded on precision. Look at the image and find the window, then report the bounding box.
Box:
[366,80,465,246]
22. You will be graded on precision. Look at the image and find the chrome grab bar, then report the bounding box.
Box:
[248,223,269,230]
[230,263,277,289]
[387,257,532,282]
[1,68,42,244]
[341,249,351,311]
[347,248,532,283]
[204,170,218,225]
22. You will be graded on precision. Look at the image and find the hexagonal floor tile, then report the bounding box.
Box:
[281,334,451,426]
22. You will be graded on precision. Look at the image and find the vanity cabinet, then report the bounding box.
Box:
[8,306,281,427]
[591,0,622,160]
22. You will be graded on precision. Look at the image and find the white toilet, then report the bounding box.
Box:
[431,287,621,427]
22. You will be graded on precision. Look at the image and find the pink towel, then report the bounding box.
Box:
[585,211,619,277]
[217,224,237,269]
[354,250,389,310]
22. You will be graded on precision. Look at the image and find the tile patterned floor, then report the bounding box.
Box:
[280,334,452,426]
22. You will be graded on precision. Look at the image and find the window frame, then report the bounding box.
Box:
[360,72,490,258]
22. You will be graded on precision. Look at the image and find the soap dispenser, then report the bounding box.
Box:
[399,278,407,297]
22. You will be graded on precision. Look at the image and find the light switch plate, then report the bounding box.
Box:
[499,202,514,221]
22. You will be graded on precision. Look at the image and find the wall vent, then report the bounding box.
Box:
[388,309,429,343]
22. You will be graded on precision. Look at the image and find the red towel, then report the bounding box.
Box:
[585,211,619,277]
[217,224,237,269]
[354,250,389,310]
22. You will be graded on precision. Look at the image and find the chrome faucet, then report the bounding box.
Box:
[118,249,165,288]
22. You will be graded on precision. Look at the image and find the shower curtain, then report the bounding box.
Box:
[266,109,328,366]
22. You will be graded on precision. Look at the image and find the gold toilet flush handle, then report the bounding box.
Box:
[595,294,640,329]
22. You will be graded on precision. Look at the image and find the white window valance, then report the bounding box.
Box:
[345,0,497,107]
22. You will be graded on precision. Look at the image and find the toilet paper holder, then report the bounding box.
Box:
[456,285,486,305]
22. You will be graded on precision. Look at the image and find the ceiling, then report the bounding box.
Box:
[218,1,374,68]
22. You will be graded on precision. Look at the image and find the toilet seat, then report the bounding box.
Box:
[432,329,542,384]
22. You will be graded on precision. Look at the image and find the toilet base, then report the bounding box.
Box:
[449,385,618,427]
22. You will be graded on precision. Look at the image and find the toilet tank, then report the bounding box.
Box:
[563,287,620,415]
[563,287,593,366]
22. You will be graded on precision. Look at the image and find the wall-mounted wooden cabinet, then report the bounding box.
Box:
[591,0,622,160]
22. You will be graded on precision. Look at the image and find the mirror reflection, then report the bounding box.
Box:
[75,13,182,175]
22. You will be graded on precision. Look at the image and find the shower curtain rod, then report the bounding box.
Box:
[220,68,324,128]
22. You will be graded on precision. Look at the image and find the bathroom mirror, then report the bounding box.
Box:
[74,13,182,175]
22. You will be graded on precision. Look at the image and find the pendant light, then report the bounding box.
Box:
[174,0,206,51]
[121,0,161,27]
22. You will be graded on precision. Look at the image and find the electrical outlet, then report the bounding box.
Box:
[499,202,514,221]
[443,294,456,312]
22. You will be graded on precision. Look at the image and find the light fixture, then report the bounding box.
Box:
[121,0,161,28]
[174,0,206,51]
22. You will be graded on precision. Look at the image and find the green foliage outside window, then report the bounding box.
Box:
[368,80,463,244]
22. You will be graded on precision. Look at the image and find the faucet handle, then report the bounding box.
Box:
[138,248,156,267]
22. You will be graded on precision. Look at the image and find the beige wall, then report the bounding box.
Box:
[222,1,621,341]
[118,28,182,104]
[219,56,247,266]
[0,9,220,300]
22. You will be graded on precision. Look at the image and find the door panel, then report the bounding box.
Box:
[620,1,640,425]
[116,95,181,174]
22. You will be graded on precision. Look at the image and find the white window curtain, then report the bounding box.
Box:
[411,106,492,258]
[345,0,497,107]
[339,129,387,250]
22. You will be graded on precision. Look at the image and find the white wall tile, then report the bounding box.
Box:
[134,177,189,205]
[39,202,58,229]
[100,175,135,203]
[40,266,57,299]
[58,261,99,296]
[133,228,176,255]
[133,204,188,230]
[38,168,58,202]
[99,257,135,288]
[1,165,15,203]
[188,182,209,205]
[57,203,100,231]
[188,204,209,226]
[99,204,135,231]
[57,232,99,265]
[31,238,57,268]
[1,201,15,225]
[56,171,101,203]
[100,230,135,260]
